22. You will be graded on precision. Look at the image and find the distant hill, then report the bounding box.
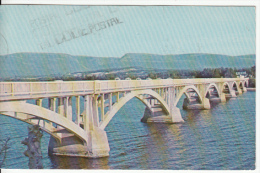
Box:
[0,53,255,79]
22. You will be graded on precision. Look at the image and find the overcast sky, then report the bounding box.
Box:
[0,6,255,57]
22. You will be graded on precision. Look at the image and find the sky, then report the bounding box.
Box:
[0,5,256,57]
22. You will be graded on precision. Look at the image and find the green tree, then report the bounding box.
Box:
[148,72,157,79]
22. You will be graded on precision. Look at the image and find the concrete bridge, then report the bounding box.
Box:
[0,77,249,158]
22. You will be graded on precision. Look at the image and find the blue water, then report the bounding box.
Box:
[0,91,255,169]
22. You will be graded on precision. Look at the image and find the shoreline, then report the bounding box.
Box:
[247,88,256,91]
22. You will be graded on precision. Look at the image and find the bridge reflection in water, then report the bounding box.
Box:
[0,77,249,158]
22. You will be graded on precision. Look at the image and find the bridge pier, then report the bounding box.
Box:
[48,135,88,157]
[141,106,184,123]
[170,107,185,123]
[226,89,237,98]
[220,94,226,102]
[53,93,110,158]
[236,88,243,95]
[141,106,171,123]
[202,97,210,109]
[48,128,109,158]
[182,97,210,110]
[86,127,110,157]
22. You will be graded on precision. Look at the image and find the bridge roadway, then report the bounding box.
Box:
[0,77,249,158]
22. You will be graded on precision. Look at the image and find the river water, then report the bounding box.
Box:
[0,91,255,169]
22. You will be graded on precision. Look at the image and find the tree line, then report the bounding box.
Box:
[3,66,255,87]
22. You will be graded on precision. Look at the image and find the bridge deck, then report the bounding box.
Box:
[0,78,248,101]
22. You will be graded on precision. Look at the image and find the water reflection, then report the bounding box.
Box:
[141,123,188,169]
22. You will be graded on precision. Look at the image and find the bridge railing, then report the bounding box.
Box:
[0,78,248,98]
[0,81,95,96]
[96,79,175,92]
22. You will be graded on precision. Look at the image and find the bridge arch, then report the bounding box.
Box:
[0,101,89,144]
[135,95,153,110]
[205,83,221,98]
[222,82,232,94]
[0,111,62,142]
[232,81,239,91]
[239,81,248,88]
[173,85,203,107]
[239,81,246,90]
[99,89,170,130]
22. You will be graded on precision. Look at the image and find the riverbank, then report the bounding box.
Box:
[247,88,256,91]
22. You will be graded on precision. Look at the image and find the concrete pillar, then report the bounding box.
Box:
[68,97,73,120]
[230,89,237,98]
[83,96,88,131]
[86,127,110,157]
[83,95,94,131]
[198,84,211,109]
[220,93,226,102]
[154,89,158,104]
[116,92,120,102]
[160,88,164,97]
[109,93,112,111]
[75,96,80,125]
[216,82,226,102]
[168,87,174,116]
[202,97,211,109]
[171,107,184,123]
[36,99,44,126]
[92,95,99,127]
[36,99,42,107]
[88,95,94,131]
[64,97,72,121]
[167,87,171,106]
[151,99,155,106]
[237,87,243,95]
[58,97,65,116]
[46,98,56,126]
[48,98,56,111]
[165,88,168,104]
[243,87,247,92]
[100,94,105,122]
